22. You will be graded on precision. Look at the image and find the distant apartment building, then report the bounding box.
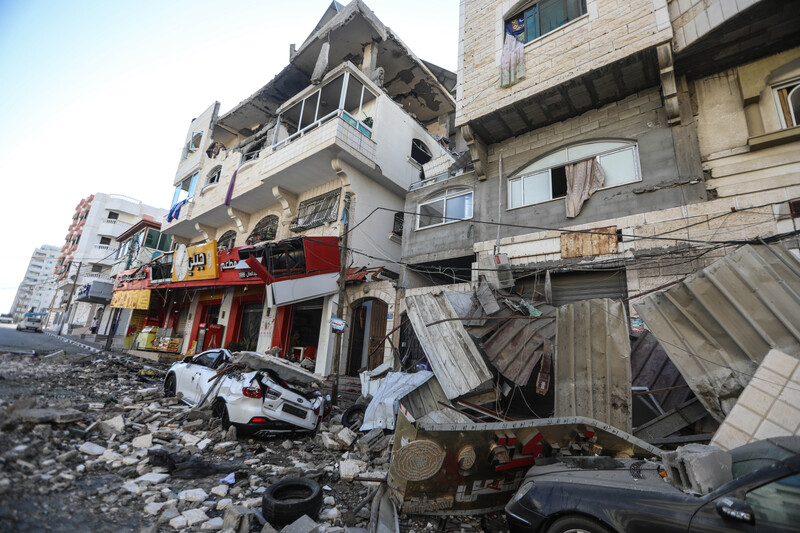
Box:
[51,193,166,334]
[10,245,60,321]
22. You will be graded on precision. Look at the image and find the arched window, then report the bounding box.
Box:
[206,165,222,186]
[417,187,473,229]
[247,215,278,245]
[217,230,237,251]
[508,141,640,210]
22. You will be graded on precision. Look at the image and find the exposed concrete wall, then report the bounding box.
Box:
[174,102,219,186]
[457,0,671,126]
[691,50,800,199]
[667,0,763,52]
[404,88,706,263]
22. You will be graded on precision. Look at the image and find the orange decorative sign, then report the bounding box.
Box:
[110,289,151,310]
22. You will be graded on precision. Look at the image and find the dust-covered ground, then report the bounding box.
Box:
[0,350,507,533]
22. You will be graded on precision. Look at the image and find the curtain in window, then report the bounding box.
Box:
[500,32,526,88]
[565,157,605,218]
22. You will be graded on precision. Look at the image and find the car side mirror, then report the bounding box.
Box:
[183,356,194,364]
[715,497,755,524]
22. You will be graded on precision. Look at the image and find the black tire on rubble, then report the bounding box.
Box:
[212,398,231,429]
[164,374,176,397]
[341,404,367,429]
[262,477,323,526]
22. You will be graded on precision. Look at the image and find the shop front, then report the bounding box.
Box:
[108,266,173,351]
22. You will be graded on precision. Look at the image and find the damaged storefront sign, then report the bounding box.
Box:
[110,289,151,310]
[388,409,660,515]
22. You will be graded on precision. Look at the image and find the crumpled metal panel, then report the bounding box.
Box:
[405,293,494,399]
[480,304,557,387]
[634,244,800,422]
[361,371,434,431]
[555,298,633,433]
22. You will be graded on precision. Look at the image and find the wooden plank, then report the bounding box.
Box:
[560,226,616,259]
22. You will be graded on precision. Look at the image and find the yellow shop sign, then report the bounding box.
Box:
[172,241,219,282]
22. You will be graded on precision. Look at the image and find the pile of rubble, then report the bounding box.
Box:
[0,350,500,532]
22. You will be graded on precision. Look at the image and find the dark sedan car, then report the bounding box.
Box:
[506,436,800,533]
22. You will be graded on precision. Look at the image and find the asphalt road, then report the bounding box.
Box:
[0,323,84,355]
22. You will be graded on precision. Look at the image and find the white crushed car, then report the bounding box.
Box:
[164,348,329,435]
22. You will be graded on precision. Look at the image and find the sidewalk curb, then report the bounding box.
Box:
[44,331,106,355]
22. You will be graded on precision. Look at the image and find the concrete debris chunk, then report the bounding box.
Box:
[339,459,366,482]
[182,508,210,526]
[169,515,188,529]
[336,427,358,448]
[222,504,253,533]
[211,484,229,497]
[135,472,170,485]
[202,516,225,530]
[280,514,321,533]
[320,433,342,450]
[144,502,165,515]
[78,442,106,456]
[132,433,153,449]
[178,488,209,502]
[661,444,732,494]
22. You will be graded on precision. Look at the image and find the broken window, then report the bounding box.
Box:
[410,139,433,165]
[183,131,204,159]
[775,80,800,128]
[508,141,640,213]
[171,172,199,207]
[242,140,264,163]
[290,190,341,232]
[392,212,404,237]
[275,71,377,148]
[206,166,222,185]
[217,230,236,251]
[507,0,587,44]
[247,215,279,245]
[417,187,473,229]
[107,211,119,220]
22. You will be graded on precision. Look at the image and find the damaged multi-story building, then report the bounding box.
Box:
[401,0,800,308]
[156,1,456,377]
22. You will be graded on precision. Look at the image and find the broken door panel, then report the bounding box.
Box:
[555,298,633,433]
[634,244,800,422]
[388,409,660,515]
[404,293,494,399]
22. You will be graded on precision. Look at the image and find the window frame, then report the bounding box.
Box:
[772,78,800,129]
[506,0,588,45]
[507,142,641,210]
[290,190,342,232]
[416,187,474,230]
[171,172,199,207]
[206,166,222,186]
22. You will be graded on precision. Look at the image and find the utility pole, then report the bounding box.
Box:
[59,262,82,335]
[330,192,351,406]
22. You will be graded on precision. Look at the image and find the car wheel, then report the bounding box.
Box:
[212,399,230,429]
[262,477,323,526]
[546,516,613,533]
[341,404,366,429]
[164,374,176,397]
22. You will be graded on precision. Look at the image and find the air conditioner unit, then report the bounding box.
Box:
[479,253,514,289]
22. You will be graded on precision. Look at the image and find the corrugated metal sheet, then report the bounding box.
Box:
[555,298,633,432]
[634,244,800,422]
[480,305,557,387]
[630,330,694,425]
[405,292,495,399]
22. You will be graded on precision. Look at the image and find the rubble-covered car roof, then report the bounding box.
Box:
[229,351,322,386]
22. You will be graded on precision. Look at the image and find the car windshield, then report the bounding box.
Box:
[730,437,800,480]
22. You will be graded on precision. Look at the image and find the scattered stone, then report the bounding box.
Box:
[222,505,253,533]
[132,434,153,449]
[211,484,229,497]
[144,502,165,515]
[336,427,357,448]
[78,442,106,456]
[169,515,188,529]
[320,433,342,451]
[338,460,365,482]
[178,488,209,502]
[202,516,225,530]
[182,508,210,526]
[280,515,321,533]
[282,440,293,450]
[135,472,170,485]
[216,498,233,510]
[13,407,84,424]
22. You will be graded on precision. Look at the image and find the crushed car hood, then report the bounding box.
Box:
[231,351,322,386]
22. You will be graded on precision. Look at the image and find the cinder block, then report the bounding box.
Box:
[661,444,732,494]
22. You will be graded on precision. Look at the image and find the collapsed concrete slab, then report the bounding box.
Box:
[710,348,800,451]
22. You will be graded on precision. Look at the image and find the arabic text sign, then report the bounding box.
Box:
[172,241,219,282]
[110,289,151,310]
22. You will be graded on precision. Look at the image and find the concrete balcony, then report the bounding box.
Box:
[97,218,132,238]
[87,244,118,266]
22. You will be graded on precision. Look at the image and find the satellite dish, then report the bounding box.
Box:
[174,245,189,281]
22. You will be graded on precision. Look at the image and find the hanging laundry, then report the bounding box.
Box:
[500,31,526,88]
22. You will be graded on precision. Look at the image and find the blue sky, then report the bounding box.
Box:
[0,0,459,312]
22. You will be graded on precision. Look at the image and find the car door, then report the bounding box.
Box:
[190,350,222,403]
[689,472,800,532]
